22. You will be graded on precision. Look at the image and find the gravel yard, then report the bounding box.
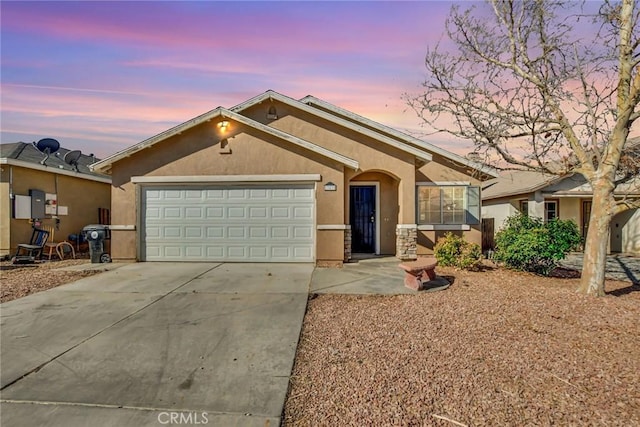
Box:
[2,258,638,425]
[284,266,640,426]
[0,258,100,303]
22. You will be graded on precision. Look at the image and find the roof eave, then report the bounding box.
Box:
[1,158,112,183]
[91,108,227,174]
[91,106,359,174]
[300,95,500,178]
[232,90,433,163]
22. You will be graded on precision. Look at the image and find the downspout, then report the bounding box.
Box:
[9,166,13,200]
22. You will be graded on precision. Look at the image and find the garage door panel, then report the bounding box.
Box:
[143,185,314,262]
[206,207,224,218]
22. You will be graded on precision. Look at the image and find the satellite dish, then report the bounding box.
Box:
[33,138,60,165]
[64,150,82,172]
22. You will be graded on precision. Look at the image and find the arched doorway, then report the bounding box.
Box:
[348,171,399,256]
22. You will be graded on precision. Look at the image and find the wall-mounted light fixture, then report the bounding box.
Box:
[218,120,230,132]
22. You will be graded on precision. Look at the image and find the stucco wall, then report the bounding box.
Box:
[481,199,520,231]
[0,165,110,256]
[108,100,489,263]
[268,106,417,223]
[0,182,9,255]
[612,208,640,255]
[109,120,347,261]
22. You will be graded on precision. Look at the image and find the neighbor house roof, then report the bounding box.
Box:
[481,170,560,200]
[482,170,640,200]
[0,142,111,183]
[91,107,359,174]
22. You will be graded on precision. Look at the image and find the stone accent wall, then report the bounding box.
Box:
[396,225,417,260]
[344,227,352,262]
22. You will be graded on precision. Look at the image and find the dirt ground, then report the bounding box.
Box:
[283,266,640,426]
[0,257,101,303]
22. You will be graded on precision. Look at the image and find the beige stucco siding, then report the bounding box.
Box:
[0,182,9,255]
[106,97,491,263]
[109,120,346,261]
[248,103,417,223]
[415,155,485,253]
[417,153,483,184]
[0,165,110,256]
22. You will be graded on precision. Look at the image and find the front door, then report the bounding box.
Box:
[350,185,376,253]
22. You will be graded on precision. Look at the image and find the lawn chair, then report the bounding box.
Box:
[12,228,50,264]
[42,225,76,260]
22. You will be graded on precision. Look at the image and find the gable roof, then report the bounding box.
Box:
[231,90,433,164]
[92,89,499,178]
[0,142,111,183]
[481,171,562,200]
[482,170,640,200]
[299,94,500,178]
[91,107,359,173]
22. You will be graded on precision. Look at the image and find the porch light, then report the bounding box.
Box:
[218,121,230,132]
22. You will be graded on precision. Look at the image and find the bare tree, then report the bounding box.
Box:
[407,0,640,296]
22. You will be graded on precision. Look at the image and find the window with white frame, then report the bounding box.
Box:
[519,199,558,222]
[417,184,480,225]
[545,200,558,222]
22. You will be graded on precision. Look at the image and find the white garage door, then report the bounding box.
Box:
[142,185,315,262]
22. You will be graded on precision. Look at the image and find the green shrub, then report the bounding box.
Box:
[434,232,482,270]
[493,213,581,275]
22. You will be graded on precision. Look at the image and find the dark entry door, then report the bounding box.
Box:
[350,186,376,253]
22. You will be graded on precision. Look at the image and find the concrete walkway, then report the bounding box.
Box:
[311,256,412,294]
[1,262,313,427]
[560,253,640,284]
[311,253,640,296]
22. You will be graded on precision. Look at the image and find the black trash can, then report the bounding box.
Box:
[82,225,111,263]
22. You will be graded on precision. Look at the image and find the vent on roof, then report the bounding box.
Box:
[466,151,482,162]
[267,106,278,120]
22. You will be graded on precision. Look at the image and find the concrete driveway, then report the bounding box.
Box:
[1,262,313,427]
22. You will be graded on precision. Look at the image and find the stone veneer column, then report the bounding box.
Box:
[396,224,418,260]
[344,226,352,262]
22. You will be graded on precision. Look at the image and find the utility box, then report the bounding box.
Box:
[29,189,45,219]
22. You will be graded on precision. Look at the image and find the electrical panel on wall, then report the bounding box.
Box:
[29,189,45,219]
[13,195,31,219]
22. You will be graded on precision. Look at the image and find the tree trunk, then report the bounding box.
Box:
[578,184,614,296]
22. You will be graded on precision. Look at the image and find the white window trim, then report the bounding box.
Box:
[416,181,471,186]
[317,224,351,230]
[349,181,380,255]
[418,224,471,231]
[416,183,470,226]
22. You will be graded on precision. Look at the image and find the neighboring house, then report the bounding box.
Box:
[481,171,640,255]
[92,90,498,265]
[0,142,111,257]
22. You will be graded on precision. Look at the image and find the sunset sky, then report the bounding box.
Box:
[1,1,467,159]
